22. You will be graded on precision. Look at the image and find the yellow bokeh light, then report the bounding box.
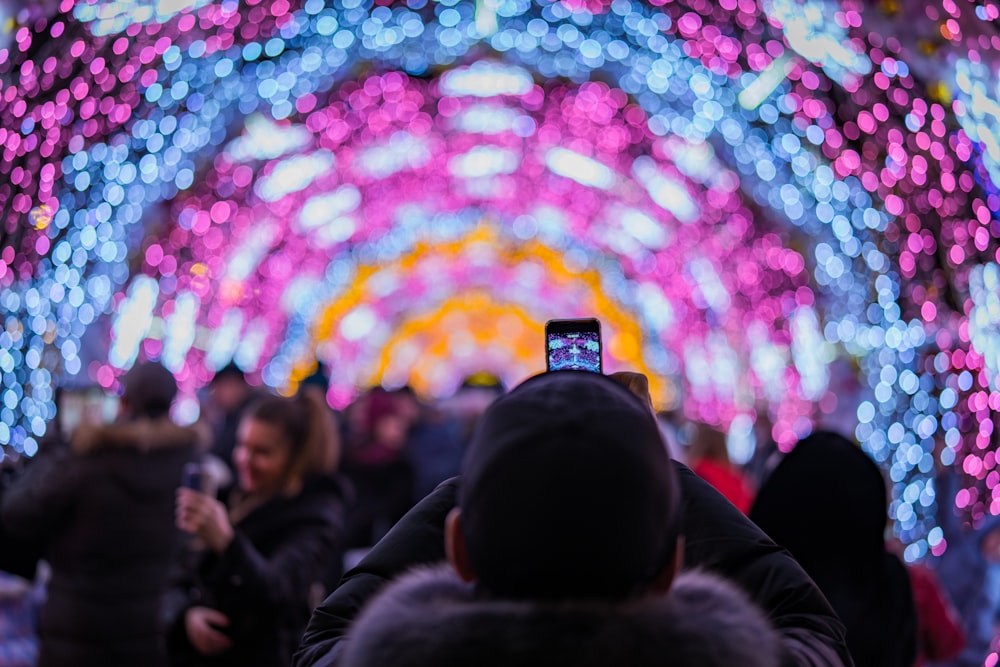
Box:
[291,224,675,406]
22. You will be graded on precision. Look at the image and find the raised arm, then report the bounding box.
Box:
[294,469,851,667]
[293,477,459,667]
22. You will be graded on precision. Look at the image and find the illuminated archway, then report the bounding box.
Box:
[110,64,815,436]
[295,224,664,401]
[1,0,999,561]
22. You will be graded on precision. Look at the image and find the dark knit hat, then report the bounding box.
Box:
[122,361,177,418]
[459,370,681,601]
[749,430,888,570]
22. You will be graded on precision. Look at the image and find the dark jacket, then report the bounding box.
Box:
[0,418,200,667]
[166,474,348,667]
[293,466,854,667]
[750,431,917,667]
[340,564,781,667]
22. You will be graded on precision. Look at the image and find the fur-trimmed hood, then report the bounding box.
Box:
[70,417,204,454]
[340,565,781,667]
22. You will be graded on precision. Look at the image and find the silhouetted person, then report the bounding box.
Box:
[294,371,854,667]
[341,388,415,549]
[339,371,781,667]
[395,386,464,502]
[751,430,918,667]
[1,362,200,667]
[904,557,964,666]
[207,363,256,473]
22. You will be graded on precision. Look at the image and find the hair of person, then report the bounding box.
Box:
[363,387,400,434]
[210,361,247,386]
[244,391,340,486]
[122,361,177,419]
[749,429,887,570]
[687,422,730,464]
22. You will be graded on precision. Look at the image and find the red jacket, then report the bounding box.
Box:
[691,459,755,515]
[907,561,964,666]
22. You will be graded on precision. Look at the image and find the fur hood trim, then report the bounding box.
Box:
[71,417,203,455]
[341,564,781,667]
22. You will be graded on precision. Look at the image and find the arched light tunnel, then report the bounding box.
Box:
[2,0,1000,561]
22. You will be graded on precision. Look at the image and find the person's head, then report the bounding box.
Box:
[446,370,683,603]
[392,385,422,425]
[300,362,330,404]
[234,392,340,496]
[120,361,177,420]
[210,362,251,414]
[363,387,409,448]
[749,430,887,570]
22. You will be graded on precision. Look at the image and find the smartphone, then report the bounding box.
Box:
[545,318,602,373]
[182,462,206,492]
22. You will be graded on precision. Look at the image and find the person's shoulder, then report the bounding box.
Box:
[276,474,353,528]
[70,417,200,456]
[341,565,781,667]
[651,570,781,667]
[299,473,353,512]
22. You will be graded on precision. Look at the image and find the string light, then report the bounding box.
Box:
[0,0,997,559]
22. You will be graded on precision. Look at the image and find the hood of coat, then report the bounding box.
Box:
[340,565,781,667]
[70,417,204,455]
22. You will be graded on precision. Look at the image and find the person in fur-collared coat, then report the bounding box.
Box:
[295,372,850,667]
[0,362,200,667]
[337,371,781,667]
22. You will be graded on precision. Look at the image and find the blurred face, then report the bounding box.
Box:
[211,377,249,413]
[374,413,409,448]
[394,391,420,424]
[233,418,292,496]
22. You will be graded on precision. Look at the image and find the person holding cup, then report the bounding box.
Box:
[165,392,347,667]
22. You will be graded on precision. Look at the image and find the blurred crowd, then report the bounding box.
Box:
[0,361,504,667]
[0,359,997,667]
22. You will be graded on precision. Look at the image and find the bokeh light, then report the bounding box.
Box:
[1,0,999,559]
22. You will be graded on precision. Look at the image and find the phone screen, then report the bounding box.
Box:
[58,388,119,436]
[546,319,602,373]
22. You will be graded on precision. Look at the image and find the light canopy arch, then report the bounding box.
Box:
[0,0,998,562]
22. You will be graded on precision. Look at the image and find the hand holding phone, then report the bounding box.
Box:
[545,318,602,373]
[183,462,207,492]
[176,485,234,553]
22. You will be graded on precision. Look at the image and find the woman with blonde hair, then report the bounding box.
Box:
[166,391,348,667]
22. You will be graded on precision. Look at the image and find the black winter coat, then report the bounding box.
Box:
[0,418,200,667]
[293,465,855,667]
[749,431,917,667]
[166,474,348,667]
